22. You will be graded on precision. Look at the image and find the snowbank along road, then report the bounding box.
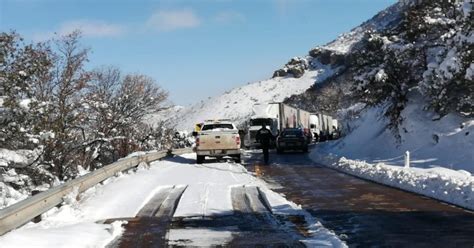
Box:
[0,153,343,247]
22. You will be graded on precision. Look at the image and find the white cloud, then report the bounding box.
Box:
[33,20,125,41]
[146,9,201,31]
[214,11,245,24]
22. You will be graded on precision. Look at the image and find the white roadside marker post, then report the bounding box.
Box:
[404,151,410,168]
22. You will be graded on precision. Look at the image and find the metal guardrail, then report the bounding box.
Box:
[0,147,194,236]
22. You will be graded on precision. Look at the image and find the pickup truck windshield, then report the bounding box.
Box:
[250,119,272,126]
[201,124,234,131]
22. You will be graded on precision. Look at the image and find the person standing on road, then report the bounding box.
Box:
[256,124,274,165]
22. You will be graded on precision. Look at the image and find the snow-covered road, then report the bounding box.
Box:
[0,153,344,247]
[2,149,473,247]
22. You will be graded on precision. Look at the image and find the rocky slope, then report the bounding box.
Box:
[286,0,472,120]
[286,0,473,171]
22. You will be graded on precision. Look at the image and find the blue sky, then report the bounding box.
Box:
[1,0,396,106]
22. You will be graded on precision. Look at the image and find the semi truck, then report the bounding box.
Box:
[246,103,311,148]
[309,114,322,141]
[309,113,339,141]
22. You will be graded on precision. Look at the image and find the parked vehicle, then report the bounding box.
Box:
[323,115,333,141]
[193,120,241,164]
[194,123,203,133]
[276,128,309,153]
[309,114,321,141]
[246,103,311,148]
[309,113,340,141]
[331,119,340,139]
[298,109,313,143]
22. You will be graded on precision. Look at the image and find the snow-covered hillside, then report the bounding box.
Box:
[324,90,474,171]
[161,0,473,174]
[144,105,184,126]
[163,0,409,131]
[168,62,334,131]
[288,0,473,172]
[323,0,405,54]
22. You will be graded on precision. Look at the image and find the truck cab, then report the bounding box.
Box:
[247,118,278,148]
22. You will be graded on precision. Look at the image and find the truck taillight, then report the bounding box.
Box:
[236,136,241,145]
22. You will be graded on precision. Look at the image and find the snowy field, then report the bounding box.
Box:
[0,153,344,247]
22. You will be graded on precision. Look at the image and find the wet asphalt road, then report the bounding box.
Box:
[243,150,474,248]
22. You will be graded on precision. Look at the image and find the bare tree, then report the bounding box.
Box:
[41,31,91,179]
[118,75,168,121]
[83,67,170,167]
[1,31,174,192]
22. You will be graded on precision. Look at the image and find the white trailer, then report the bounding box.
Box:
[281,103,299,129]
[246,103,309,148]
[309,114,321,140]
[332,119,338,132]
[310,113,340,141]
[326,115,334,137]
[297,109,311,130]
[331,119,340,139]
[319,115,333,141]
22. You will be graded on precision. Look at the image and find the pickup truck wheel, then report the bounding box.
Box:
[234,155,241,164]
[196,155,205,164]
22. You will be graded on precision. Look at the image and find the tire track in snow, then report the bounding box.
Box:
[202,183,210,217]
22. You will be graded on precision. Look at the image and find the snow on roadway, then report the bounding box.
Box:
[0,153,345,248]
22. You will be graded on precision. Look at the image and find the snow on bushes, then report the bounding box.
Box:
[0,31,177,208]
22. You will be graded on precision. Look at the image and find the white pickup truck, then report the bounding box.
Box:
[194,120,241,164]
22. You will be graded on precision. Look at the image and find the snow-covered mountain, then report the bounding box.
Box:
[164,1,409,131]
[168,63,334,131]
[163,0,473,173]
[144,105,184,126]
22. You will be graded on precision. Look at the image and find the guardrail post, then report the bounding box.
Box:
[404,151,410,168]
[31,190,42,223]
